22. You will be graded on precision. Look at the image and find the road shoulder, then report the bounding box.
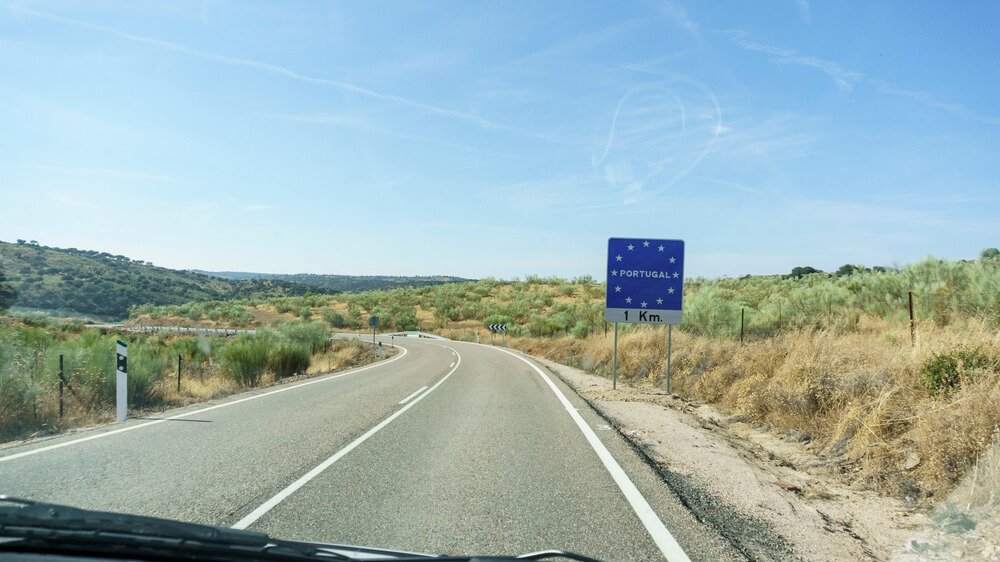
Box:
[526,353,927,561]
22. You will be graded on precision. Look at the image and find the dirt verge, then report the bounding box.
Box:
[527,353,927,561]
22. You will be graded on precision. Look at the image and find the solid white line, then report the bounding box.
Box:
[490,346,691,562]
[0,345,409,464]
[232,346,461,530]
[398,386,428,405]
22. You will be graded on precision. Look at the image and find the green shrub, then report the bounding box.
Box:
[923,348,998,394]
[222,336,269,386]
[127,346,164,408]
[278,321,328,352]
[323,310,348,328]
[267,342,311,378]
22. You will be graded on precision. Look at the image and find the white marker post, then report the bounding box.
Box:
[115,340,128,422]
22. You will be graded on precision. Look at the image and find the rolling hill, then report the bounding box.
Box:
[194,271,473,293]
[0,240,334,319]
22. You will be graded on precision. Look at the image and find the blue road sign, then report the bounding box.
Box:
[605,238,684,324]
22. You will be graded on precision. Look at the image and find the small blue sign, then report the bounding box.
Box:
[605,238,684,324]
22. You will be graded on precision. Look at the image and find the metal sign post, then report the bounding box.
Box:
[486,324,507,345]
[604,237,685,393]
[665,324,673,393]
[369,316,379,345]
[610,317,617,391]
[116,340,128,422]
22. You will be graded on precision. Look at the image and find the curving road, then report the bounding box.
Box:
[0,337,740,561]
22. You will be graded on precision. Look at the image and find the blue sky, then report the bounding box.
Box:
[1,1,998,280]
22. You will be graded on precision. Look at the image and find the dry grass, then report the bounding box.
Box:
[509,316,1000,500]
[305,340,387,375]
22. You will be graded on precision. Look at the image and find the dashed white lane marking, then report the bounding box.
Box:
[232,346,462,530]
[398,386,428,405]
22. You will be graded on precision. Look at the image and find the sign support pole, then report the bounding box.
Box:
[612,322,618,390]
[665,324,672,394]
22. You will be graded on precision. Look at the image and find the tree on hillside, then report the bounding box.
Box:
[788,266,823,278]
[0,270,16,311]
[836,264,863,276]
[981,248,1000,261]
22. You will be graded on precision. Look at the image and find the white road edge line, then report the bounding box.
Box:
[0,344,410,464]
[232,346,462,530]
[398,386,428,405]
[490,346,691,562]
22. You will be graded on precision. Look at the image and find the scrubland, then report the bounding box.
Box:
[0,316,379,442]
[35,255,1000,499]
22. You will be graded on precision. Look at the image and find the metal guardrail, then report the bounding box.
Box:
[86,324,256,335]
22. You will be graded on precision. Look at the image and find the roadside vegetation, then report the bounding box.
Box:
[7,249,999,500]
[0,240,470,320]
[0,316,381,442]
[128,250,1000,501]
[0,240,333,319]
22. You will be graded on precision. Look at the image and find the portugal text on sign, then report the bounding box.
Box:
[605,238,685,325]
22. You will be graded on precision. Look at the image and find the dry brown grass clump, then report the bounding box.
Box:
[509,316,1000,500]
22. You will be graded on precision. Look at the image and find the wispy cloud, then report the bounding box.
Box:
[658,1,698,31]
[241,203,279,212]
[494,17,649,70]
[276,112,492,154]
[28,165,172,183]
[47,191,98,209]
[793,0,812,23]
[696,175,761,194]
[727,31,999,127]
[730,32,862,91]
[870,80,1000,126]
[7,4,514,133]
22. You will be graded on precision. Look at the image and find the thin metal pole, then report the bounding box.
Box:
[740,308,745,345]
[665,324,672,394]
[908,291,915,347]
[177,354,182,393]
[59,354,64,418]
[612,322,619,390]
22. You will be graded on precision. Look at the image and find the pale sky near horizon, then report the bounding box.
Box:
[1,1,998,280]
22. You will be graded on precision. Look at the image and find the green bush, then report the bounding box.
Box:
[222,336,270,386]
[267,342,311,378]
[923,348,998,394]
[278,321,328,352]
[323,310,348,328]
[127,346,164,408]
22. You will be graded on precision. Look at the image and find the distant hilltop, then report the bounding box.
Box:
[0,240,469,320]
[192,271,475,294]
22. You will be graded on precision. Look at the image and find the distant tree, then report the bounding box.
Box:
[16,239,25,245]
[789,266,823,278]
[0,270,16,311]
[981,248,1000,261]
[28,240,38,245]
[836,264,862,276]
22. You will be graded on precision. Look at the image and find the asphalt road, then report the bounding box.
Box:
[0,337,741,561]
